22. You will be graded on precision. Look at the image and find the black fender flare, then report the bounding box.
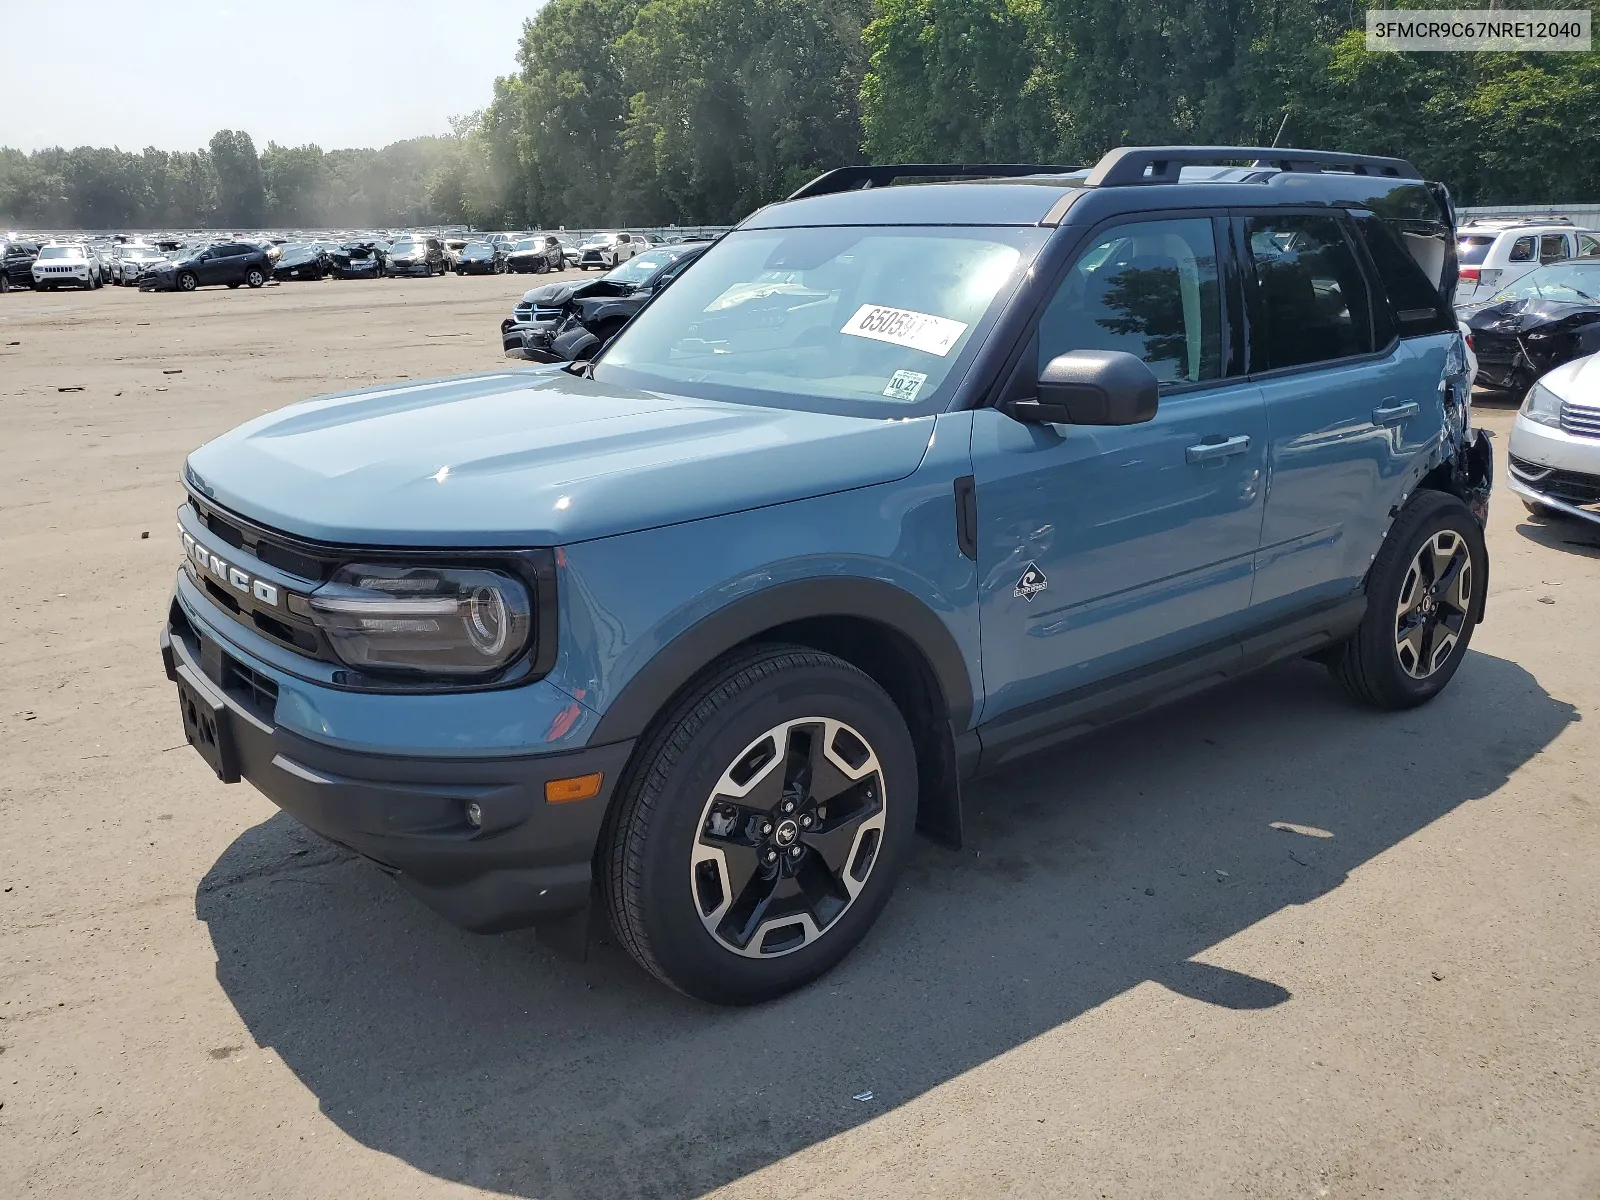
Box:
[589,577,975,743]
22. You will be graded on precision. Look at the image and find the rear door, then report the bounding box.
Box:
[1244,210,1447,616]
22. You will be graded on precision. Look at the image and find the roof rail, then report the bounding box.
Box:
[1084,146,1420,187]
[788,163,1082,201]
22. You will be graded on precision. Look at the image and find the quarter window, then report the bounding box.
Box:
[1037,218,1222,385]
[1244,214,1373,370]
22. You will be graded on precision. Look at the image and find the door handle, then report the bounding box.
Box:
[1371,400,1420,426]
[1185,434,1251,464]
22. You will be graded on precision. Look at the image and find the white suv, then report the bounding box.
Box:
[1456,221,1600,304]
[31,243,103,290]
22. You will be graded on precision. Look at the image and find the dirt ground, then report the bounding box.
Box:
[1,275,1597,1200]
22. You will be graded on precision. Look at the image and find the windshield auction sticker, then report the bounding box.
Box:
[841,304,969,357]
[1366,9,1590,51]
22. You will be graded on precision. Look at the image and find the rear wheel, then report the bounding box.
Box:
[1328,490,1485,710]
[245,268,265,288]
[602,645,916,1005]
[0,273,9,293]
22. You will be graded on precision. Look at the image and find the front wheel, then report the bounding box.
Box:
[176,272,198,292]
[1328,490,1486,710]
[602,645,916,1005]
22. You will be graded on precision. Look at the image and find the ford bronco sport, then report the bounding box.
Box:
[161,146,1492,1005]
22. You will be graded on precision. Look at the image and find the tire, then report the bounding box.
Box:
[227,282,241,289]
[602,644,917,1005]
[245,268,265,289]
[1328,490,1486,710]
[176,272,198,292]
[0,273,9,294]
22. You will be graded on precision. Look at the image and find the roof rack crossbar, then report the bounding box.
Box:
[1085,146,1421,187]
[788,163,1083,201]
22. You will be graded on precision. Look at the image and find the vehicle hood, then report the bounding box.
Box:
[184,369,936,547]
[1466,297,1600,332]
[521,280,594,307]
[1540,349,1600,401]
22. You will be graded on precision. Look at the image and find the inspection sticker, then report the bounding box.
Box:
[841,304,968,357]
[882,370,928,401]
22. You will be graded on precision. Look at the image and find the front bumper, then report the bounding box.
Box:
[389,261,433,276]
[1507,413,1600,523]
[334,262,381,277]
[159,610,633,931]
[502,319,561,361]
[458,261,497,274]
[139,273,176,291]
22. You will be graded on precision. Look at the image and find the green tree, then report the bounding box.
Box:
[209,129,266,227]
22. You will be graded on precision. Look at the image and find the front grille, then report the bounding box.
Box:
[1560,401,1600,439]
[38,265,83,274]
[512,302,533,321]
[1509,455,1600,505]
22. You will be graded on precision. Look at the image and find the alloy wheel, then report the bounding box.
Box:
[690,717,887,958]
[1394,529,1473,679]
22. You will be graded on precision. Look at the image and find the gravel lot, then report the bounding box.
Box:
[2,277,1598,1199]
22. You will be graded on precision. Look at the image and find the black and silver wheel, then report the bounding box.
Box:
[245,267,265,289]
[176,271,198,292]
[1329,490,1485,709]
[603,645,916,1004]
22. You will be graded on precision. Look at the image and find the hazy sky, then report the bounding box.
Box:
[0,0,544,153]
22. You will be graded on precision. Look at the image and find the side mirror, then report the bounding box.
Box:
[1002,350,1160,426]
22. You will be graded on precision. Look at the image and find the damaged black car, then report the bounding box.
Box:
[272,242,335,282]
[456,239,508,275]
[1462,258,1600,395]
[501,241,709,362]
[330,240,389,279]
[507,235,566,274]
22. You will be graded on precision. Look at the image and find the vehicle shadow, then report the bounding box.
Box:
[1515,512,1600,557]
[197,650,1575,1199]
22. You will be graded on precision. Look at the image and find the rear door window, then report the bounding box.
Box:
[1509,236,1537,262]
[1243,214,1374,371]
[1037,217,1223,386]
[1579,233,1600,257]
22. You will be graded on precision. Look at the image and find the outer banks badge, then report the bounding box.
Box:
[1014,561,1048,602]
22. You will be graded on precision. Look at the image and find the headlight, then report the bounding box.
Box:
[1521,381,1563,428]
[307,563,533,677]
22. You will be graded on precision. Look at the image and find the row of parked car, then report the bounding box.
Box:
[0,226,708,295]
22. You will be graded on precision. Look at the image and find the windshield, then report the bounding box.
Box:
[128,248,163,260]
[582,235,614,246]
[1489,262,1600,304]
[39,245,85,260]
[603,251,686,285]
[391,241,419,254]
[1457,236,1495,265]
[595,226,1043,414]
[464,242,492,254]
[514,238,539,251]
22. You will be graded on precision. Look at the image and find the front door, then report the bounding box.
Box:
[972,216,1267,727]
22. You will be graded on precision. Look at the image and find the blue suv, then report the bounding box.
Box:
[161,146,1492,1004]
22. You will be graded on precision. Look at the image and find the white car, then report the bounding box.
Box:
[31,243,103,290]
[576,232,645,270]
[113,245,167,286]
[1507,350,1600,524]
[1456,221,1600,305]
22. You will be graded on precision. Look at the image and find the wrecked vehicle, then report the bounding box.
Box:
[507,235,566,274]
[502,241,709,362]
[330,240,389,279]
[159,147,1490,1006]
[272,243,334,282]
[1461,259,1600,396]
